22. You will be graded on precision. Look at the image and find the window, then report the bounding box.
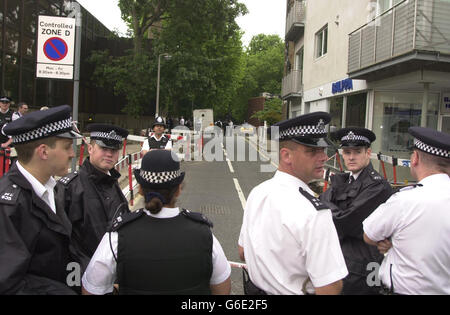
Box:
[346,93,367,127]
[329,97,343,131]
[377,0,404,14]
[315,25,328,58]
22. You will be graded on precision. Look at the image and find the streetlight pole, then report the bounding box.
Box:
[156,53,171,118]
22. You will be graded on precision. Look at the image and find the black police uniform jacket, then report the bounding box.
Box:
[320,163,394,294]
[0,110,13,144]
[0,164,76,295]
[112,209,213,295]
[55,158,129,272]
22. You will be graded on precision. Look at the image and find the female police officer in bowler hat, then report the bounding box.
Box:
[82,149,231,295]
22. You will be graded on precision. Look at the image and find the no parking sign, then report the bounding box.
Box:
[37,15,75,80]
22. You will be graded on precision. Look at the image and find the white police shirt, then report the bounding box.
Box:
[238,171,348,295]
[363,174,450,295]
[82,207,231,295]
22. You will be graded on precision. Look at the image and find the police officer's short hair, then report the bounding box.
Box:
[15,137,59,164]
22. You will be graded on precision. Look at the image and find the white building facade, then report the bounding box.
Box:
[282,0,450,181]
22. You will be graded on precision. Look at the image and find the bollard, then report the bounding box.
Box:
[78,143,85,166]
[377,152,387,179]
[323,168,331,192]
[0,149,5,178]
[392,157,398,185]
[122,139,127,158]
[4,148,10,173]
[335,151,343,172]
[128,154,134,206]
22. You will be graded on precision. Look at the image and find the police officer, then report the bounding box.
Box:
[0,105,82,294]
[55,123,130,273]
[363,127,450,295]
[82,149,231,295]
[238,112,348,295]
[320,127,394,295]
[0,96,13,148]
[142,116,172,154]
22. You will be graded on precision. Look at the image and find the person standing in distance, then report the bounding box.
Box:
[82,149,231,295]
[0,105,82,294]
[142,116,172,155]
[0,96,14,149]
[12,102,29,121]
[238,112,348,295]
[55,124,129,273]
[363,127,450,295]
[320,127,394,294]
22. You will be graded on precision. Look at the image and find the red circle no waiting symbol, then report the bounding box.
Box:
[43,37,68,61]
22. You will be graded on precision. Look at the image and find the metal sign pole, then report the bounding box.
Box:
[68,2,82,172]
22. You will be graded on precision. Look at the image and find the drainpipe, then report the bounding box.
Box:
[421,82,429,127]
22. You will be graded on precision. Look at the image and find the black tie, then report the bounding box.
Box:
[349,175,355,184]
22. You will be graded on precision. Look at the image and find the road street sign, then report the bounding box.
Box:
[43,37,69,61]
[37,15,75,79]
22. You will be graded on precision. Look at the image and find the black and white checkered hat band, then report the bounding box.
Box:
[139,169,181,184]
[280,125,326,139]
[12,118,72,144]
[342,135,370,144]
[414,138,449,158]
[91,131,122,141]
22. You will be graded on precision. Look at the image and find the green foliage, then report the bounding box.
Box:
[89,0,247,118]
[251,98,283,126]
[88,1,284,122]
[89,50,156,117]
[230,34,284,121]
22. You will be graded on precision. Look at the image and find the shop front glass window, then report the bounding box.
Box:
[329,97,343,132]
[442,116,450,134]
[346,93,367,127]
[372,91,439,182]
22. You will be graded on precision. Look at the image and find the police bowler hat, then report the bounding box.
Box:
[273,111,332,148]
[409,127,450,159]
[335,127,376,148]
[87,123,129,150]
[4,105,82,144]
[134,149,185,189]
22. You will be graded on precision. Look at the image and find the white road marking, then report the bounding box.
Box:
[233,177,246,211]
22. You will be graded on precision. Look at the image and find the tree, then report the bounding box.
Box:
[89,0,247,118]
[118,0,169,56]
[230,34,284,121]
[251,97,283,126]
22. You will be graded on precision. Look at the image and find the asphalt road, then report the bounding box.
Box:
[129,134,276,295]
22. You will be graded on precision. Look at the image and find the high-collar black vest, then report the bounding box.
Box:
[147,135,169,149]
[117,213,213,295]
[0,110,12,143]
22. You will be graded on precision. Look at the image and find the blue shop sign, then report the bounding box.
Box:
[332,78,353,94]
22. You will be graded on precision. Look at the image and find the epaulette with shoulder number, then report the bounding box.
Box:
[299,187,329,211]
[109,208,145,232]
[58,171,79,186]
[400,183,423,192]
[181,209,213,228]
[0,183,21,205]
[368,170,384,181]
